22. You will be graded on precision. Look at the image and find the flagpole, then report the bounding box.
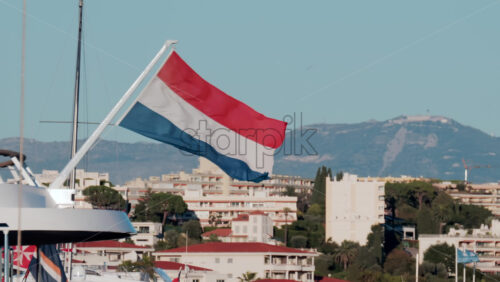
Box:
[472,262,476,282]
[462,247,466,282]
[49,40,177,190]
[36,246,41,282]
[463,263,466,282]
[415,253,419,282]
[455,247,458,282]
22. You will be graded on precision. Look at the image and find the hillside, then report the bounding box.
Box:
[1,115,499,184]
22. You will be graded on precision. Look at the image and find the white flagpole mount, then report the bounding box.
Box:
[49,40,177,189]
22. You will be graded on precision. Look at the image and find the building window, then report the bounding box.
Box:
[192,280,200,282]
[227,258,233,263]
[138,226,150,233]
[215,258,220,263]
[378,195,384,201]
[216,280,225,282]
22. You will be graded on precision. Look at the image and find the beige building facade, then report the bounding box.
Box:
[325,173,385,245]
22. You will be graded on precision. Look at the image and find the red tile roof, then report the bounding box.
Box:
[75,240,149,249]
[155,242,313,254]
[233,214,249,222]
[154,261,212,271]
[250,210,266,215]
[201,228,232,237]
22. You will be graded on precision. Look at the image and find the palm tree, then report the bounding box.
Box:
[283,207,291,246]
[334,241,359,270]
[238,271,258,282]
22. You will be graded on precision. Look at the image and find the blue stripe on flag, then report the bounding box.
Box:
[120,102,269,182]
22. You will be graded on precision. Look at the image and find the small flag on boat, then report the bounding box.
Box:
[119,51,287,182]
[28,245,68,282]
[457,248,480,264]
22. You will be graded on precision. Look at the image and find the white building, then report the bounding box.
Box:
[74,240,153,270]
[34,169,110,188]
[325,173,385,245]
[202,211,274,243]
[184,184,297,227]
[123,222,162,247]
[419,220,500,274]
[153,242,317,282]
[154,261,229,282]
[34,169,117,209]
[434,182,500,216]
[124,157,313,208]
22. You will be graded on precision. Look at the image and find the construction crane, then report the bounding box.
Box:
[462,158,492,183]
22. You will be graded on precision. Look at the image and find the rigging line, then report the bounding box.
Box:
[0,0,141,72]
[81,9,89,172]
[34,2,74,148]
[296,0,500,103]
[17,0,27,281]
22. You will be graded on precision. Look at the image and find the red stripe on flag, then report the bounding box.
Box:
[157,51,287,149]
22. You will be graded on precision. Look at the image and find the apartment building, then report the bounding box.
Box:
[34,169,118,209]
[73,240,153,270]
[202,211,274,243]
[434,182,500,216]
[184,184,297,227]
[124,157,312,207]
[325,173,385,245]
[153,242,317,282]
[419,220,500,274]
[124,222,162,247]
[35,169,110,188]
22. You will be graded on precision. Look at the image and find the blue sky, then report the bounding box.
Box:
[2,0,500,142]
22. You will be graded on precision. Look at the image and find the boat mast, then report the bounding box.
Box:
[70,0,83,191]
[66,0,83,278]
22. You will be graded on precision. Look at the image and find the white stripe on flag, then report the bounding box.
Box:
[138,77,275,174]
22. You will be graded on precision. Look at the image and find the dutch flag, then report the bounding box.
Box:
[119,51,287,182]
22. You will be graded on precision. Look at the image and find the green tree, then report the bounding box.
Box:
[284,186,297,196]
[334,241,360,270]
[335,171,343,181]
[237,271,258,282]
[419,261,448,280]
[163,229,180,249]
[306,203,323,216]
[417,207,439,234]
[182,220,203,240]
[290,235,308,248]
[83,185,126,210]
[133,255,155,280]
[453,204,492,229]
[423,243,455,272]
[383,249,414,276]
[118,260,135,272]
[320,239,339,255]
[431,192,454,234]
[205,233,222,242]
[314,254,336,277]
[283,207,292,245]
[311,166,331,212]
[118,255,155,281]
[132,191,187,224]
[365,225,383,265]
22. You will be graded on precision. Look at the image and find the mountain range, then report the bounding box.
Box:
[1,115,499,184]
